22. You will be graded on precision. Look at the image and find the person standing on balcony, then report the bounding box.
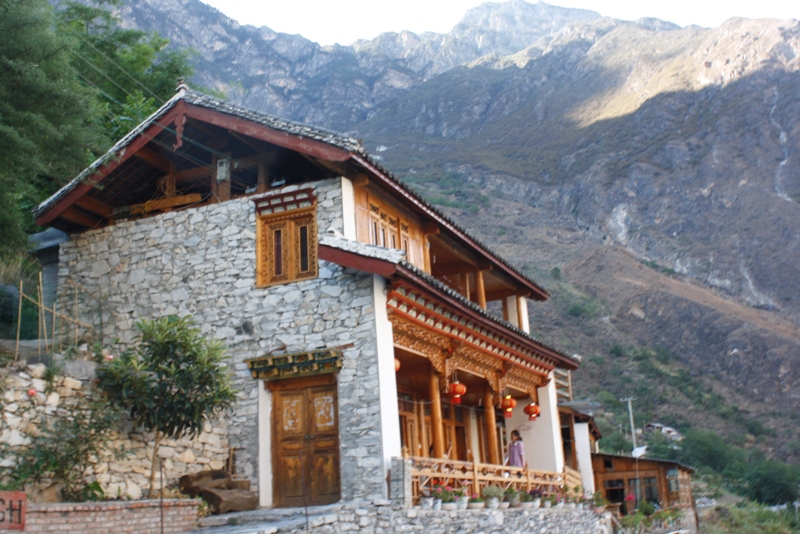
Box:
[508,430,527,468]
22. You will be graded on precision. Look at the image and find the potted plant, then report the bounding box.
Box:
[518,489,534,508]
[529,489,543,509]
[453,488,468,510]
[468,494,485,509]
[503,486,519,507]
[439,486,457,510]
[482,485,504,509]
[543,494,557,508]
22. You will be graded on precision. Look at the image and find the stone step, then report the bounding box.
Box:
[197,503,344,532]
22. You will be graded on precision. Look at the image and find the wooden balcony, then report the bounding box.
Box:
[408,456,583,501]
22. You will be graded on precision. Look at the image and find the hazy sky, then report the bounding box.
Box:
[200,0,799,46]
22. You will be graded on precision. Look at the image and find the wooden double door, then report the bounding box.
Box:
[271,375,340,507]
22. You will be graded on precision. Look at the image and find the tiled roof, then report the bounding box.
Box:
[320,235,579,366]
[35,86,548,297]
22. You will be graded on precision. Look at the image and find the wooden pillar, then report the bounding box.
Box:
[502,298,509,322]
[209,156,219,204]
[462,273,471,302]
[475,269,487,310]
[257,157,268,193]
[484,389,499,465]
[429,370,445,459]
[516,295,525,330]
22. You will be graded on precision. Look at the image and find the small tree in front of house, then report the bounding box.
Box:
[97,315,236,497]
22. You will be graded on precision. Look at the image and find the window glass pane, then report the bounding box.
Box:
[299,225,309,272]
[274,229,282,275]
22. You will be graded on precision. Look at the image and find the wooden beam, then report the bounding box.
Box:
[36,102,186,226]
[423,221,440,236]
[186,103,351,162]
[429,369,445,459]
[74,196,113,218]
[60,206,101,228]
[257,157,269,194]
[126,194,202,215]
[484,390,499,465]
[134,146,171,172]
[175,166,212,182]
[350,174,369,187]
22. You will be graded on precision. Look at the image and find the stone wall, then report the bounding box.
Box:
[25,499,198,533]
[56,178,390,501]
[0,363,228,500]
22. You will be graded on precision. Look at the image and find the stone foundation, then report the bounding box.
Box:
[0,364,228,500]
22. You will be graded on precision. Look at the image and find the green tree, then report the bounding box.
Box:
[0,0,105,255]
[97,315,236,497]
[745,460,799,505]
[57,0,193,131]
[600,431,631,454]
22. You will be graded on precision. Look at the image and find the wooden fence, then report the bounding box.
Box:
[408,456,582,500]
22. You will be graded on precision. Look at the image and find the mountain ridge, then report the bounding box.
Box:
[104,0,800,457]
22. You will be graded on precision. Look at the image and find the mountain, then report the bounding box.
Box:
[108,0,800,458]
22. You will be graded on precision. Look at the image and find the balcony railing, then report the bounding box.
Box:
[409,456,582,501]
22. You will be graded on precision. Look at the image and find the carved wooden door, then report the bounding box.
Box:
[272,376,340,507]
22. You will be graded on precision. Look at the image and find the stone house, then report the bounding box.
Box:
[33,86,595,507]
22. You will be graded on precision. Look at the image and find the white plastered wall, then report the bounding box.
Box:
[574,422,595,494]
[340,177,357,240]
[521,374,564,473]
[373,274,401,488]
[504,296,530,333]
[257,381,272,507]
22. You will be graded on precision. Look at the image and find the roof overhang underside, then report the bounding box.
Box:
[318,242,579,373]
[35,90,549,300]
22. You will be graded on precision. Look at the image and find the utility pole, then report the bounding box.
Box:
[620,397,637,449]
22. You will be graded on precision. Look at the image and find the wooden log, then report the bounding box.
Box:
[126,194,202,215]
[199,488,259,515]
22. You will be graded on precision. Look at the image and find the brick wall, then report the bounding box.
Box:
[25,499,198,534]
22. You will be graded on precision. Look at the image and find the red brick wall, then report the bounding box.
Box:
[25,499,199,533]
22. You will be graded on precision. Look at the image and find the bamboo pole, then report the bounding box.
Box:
[15,279,22,361]
[37,274,42,356]
[74,285,78,346]
[19,294,91,326]
[39,272,48,354]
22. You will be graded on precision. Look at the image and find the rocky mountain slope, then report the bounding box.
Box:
[108,0,800,456]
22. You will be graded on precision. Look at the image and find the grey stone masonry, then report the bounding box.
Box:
[56,178,388,500]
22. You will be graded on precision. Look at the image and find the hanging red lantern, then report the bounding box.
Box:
[500,395,517,418]
[394,358,401,372]
[447,381,467,404]
[524,403,540,421]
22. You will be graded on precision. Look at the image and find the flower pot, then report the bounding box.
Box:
[499,502,510,509]
[567,502,575,509]
[576,503,584,511]
[457,496,469,510]
[520,502,533,509]
[432,499,442,511]
[487,497,500,509]
[442,502,457,511]
[420,497,434,510]
[468,502,485,509]
[532,498,541,509]
[543,500,552,509]
[593,506,606,515]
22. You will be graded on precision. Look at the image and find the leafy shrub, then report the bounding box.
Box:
[0,396,123,501]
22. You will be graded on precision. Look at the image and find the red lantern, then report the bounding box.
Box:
[394,358,401,372]
[500,395,517,418]
[447,381,467,404]
[524,403,540,421]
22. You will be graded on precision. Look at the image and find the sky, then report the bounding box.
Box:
[201,0,799,46]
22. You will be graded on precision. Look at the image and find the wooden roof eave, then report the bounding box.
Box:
[318,243,578,371]
[35,101,189,228]
[348,154,548,301]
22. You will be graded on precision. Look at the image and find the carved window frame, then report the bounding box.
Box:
[255,190,318,287]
